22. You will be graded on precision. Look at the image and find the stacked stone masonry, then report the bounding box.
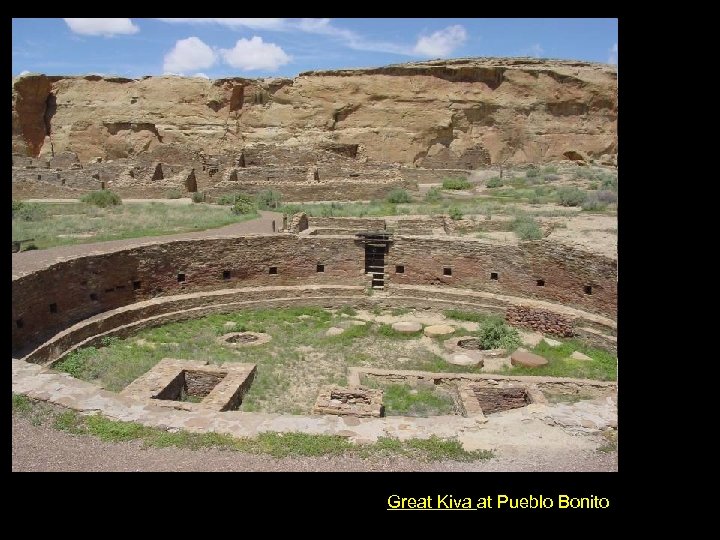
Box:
[12,234,616,357]
[505,305,575,337]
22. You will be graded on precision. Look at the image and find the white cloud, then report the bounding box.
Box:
[413,25,467,57]
[19,70,30,76]
[63,18,139,37]
[220,37,290,71]
[163,37,217,74]
[194,72,210,79]
[608,43,618,65]
[523,43,544,58]
[158,18,286,30]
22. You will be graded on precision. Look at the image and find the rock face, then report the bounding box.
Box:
[11,58,617,165]
[424,324,456,338]
[510,350,549,368]
[392,321,423,333]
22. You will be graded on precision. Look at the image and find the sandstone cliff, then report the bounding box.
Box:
[12,57,617,167]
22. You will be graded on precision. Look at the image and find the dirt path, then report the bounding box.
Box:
[11,415,617,472]
[12,210,283,276]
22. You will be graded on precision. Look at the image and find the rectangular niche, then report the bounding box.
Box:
[316,264,325,273]
[177,273,186,282]
[395,265,405,274]
[584,285,593,295]
[269,266,278,275]
[490,272,499,280]
[536,279,545,287]
[443,267,452,276]
[122,358,256,412]
[223,270,231,280]
[133,280,142,290]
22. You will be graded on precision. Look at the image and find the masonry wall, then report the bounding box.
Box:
[12,235,365,354]
[387,237,616,317]
[12,234,616,356]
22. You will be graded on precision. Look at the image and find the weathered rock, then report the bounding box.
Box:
[424,324,455,338]
[392,321,422,333]
[326,327,344,336]
[11,59,617,165]
[223,321,237,330]
[570,351,592,361]
[510,351,548,368]
[447,353,483,367]
[543,337,562,347]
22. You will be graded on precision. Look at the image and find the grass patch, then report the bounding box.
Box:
[256,189,282,210]
[386,188,412,203]
[374,383,456,417]
[444,310,493,323]
[557,187,587,207]
[12,395,493,462]
[496,338,617,381]
[12,393,32,413]
[12,201,258,250]
[511,214,543,240]
[474,317,522,350]
[442,177,472,190]
[597,430,618,453]
[80,190,122,208]
[377,323,423,340]
[52,307,481,414]
[337,306,358,317]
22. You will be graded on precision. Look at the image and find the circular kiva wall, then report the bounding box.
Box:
[12,234,617,364]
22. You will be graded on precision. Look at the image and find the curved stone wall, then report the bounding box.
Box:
[12,234,616,358]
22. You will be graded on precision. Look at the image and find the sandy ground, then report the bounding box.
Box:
[542,213,617,258]
[11,415,617,472]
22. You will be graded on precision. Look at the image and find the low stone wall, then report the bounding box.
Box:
[390,216,446,235]
[506,305,575,337]
[308,217,386,230]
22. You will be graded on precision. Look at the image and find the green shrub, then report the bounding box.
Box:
[80,190,122,208]
[191,191,206,203]
[541,165,558,174]
[22,243,38,251]
[231,194,257,215]
[486,177,504,188]
[386,188,411,204]
[511,215,543,240]
[442,177,472,190]
[424,186,443,202]
[557,187,587,207]
[256,189,282,210]
[526,167,539,178]
[543,174,561,182]
[12,200,46,221]
[166,189,183,199]
[601,175,618,192]
[448,206,463,220]
[476,317,522,351]
[582,190,617,211]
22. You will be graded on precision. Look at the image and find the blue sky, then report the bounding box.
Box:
[12,18,618,79]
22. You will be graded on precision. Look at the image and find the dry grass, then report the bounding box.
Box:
[12,201,257,249]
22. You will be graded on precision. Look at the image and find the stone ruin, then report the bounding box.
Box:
[313,385,384,418]
[121,358,256,412]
